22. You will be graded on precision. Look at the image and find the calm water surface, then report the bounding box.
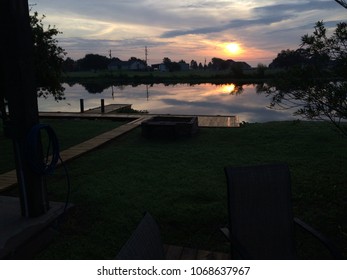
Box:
[38,83,299,123]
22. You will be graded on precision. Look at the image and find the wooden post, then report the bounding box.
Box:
[80,99,84,113]
[101,99,105,113]
[2,0,48,217]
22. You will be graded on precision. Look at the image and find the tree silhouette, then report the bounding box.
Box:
[78,54,109,71]
[1,10,65,120]
[269,49,308,69]
[30,11,66,100]
[335,0,347,9]
[262,21,347,136]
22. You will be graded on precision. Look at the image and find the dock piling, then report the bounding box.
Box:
[101,99,105,113]
[80,99,84,113]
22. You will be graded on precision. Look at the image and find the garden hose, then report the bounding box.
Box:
[26,123,70,211]
[26,123,60,175]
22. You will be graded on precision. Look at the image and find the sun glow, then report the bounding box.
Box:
[223,84,236,94]
[225,43,241,55]
[222,84,243,95]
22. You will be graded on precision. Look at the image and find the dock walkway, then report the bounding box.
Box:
[85,104,131,114]
[0,115,151,193]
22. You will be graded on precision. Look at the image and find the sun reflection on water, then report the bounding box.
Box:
[38,83,297,123]
[222,84,236,94]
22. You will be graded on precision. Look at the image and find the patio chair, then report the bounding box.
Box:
[222,163,342,259]
[116,212,165,260]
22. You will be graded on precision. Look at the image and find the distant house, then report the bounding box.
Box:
[108,58,122,71]
[159,64,168,72]
[128,60,146,70]
[151,62,189,72]
[151,63,168,72]
[179,62,189,71]
[108,58,146,71]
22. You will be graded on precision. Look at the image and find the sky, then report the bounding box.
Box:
[31,0,346,67]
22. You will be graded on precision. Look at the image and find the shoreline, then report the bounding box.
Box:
[61,69,273,86]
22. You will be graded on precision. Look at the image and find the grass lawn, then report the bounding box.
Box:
[1,119,347,259]
[21,120,347,260]
[0,118,126,173]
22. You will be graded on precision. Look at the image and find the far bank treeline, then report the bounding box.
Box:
[61,54,270,85]
[61,41,346,86]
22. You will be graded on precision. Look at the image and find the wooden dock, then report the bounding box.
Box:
[197,115,238,128]
[0,170,17,192]
[39,111,239,128]
[42,101,239,127]
[85,104,132,114]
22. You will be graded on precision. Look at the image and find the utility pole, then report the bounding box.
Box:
[145,46,148,68]
[2,0,48,217]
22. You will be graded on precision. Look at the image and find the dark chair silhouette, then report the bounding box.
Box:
[222,163,342,259]
[116,212,165,260]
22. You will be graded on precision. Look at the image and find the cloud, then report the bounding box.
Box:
[253,1,337,15]
[160,1,339,38]
[160,15,293,38]
[179,0,235,9]
[32,0,346,65]
[34,0,196,29]
[59,37,170,59]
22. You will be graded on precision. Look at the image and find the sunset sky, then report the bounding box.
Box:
[31,0,346,66]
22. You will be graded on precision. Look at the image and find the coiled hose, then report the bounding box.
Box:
[26,123,70,211]
[26,124,60,175]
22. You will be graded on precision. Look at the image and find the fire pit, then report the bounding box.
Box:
[141,116,199,139]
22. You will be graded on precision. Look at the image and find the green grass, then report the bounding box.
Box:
[0,118,126,173]
[19,120,346,260]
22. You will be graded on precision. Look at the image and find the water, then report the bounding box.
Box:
[38,83,299,123]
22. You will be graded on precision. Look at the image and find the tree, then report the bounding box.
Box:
[269,49,308,69]
[335,0,347,9]
[301,21,347,75]
[190,60,198,70]
[257,63,268,78]
[30,11,66,100]
[62,57,76,72]
[210,57,236,71]
[0,73,6,121]
[211,57,226,70]
[77,54,109,71]
[1,10,66,121]
[262,21,347,136]
[162,57,172,65]
[231,62,244,78]
[161,57,181,72]
[2,0,49,217]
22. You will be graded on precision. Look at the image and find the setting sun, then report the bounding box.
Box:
[225,43,241,55]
